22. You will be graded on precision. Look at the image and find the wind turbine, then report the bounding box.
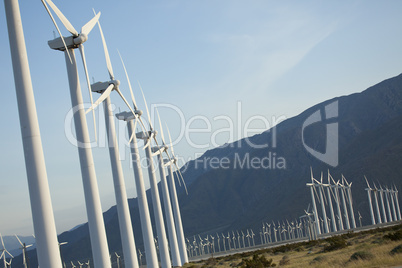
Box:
[5,258,11,268]
[358,211,362,227]
[87,17,139,268]
[41,1,110,266]
[338,179,350,229]
[226,232,231,251]
[372,182,382,224]
[306,168,321,234]
[342,175,357,228]
[85,260,90,268]
[388,185,398,221]
[136,87,171,268]
[216,233,221,252]
[115,253,121,268]
[165,126,189,264]
[250,229,255,246]
[241,231,245,248]
[329,174,344,231]
[153,110,181,266]
[15,235,32,268]
[222,233,227,251]
[393,184,401,220]
[137,249,143,267]
[0,235,13,268]
[4,0,62,266]
[114,55,158,267]
[326,171,337,232]
[315,172,329,233]
[364,176,376,225]
[246,230,251,247]
[77,261,83,268]
[300,205,317,240]
[71,261,76,268]
[378,183,388,223]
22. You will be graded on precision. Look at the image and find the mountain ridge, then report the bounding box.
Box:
[12,73,402,267]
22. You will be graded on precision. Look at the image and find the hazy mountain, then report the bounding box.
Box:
[13,73,402,267]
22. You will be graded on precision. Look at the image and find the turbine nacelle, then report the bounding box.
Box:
[136,130,157,140]
[48,36,78,51]
[151,145,168,155]
[115,110,142,121]
[91,80,120,93]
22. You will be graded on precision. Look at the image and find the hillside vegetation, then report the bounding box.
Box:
[184,224,402,268]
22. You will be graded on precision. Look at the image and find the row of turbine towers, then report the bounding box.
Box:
[365,177,401,225]
[4,0,189,267]
[307,169,401,238]
[306,169,357,235]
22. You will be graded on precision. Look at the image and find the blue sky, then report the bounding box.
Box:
[1,0,402,236]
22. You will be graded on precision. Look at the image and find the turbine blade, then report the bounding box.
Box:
[5,250,13,258]
[138,82,153,130]
[115,88,136,116]
[45,0,78,36]
[364,175,371,189]
[156,108,166,144]
[172,168,182,186]
[0,234,4,248]
[40,0,72,63]
[86,84,114,114]
[313,185,320,203]
[143,132,153,149]
[79,44,97,142]
[175,165,188,195]
[118,50,138,110]
[166,124,175,156]
[81,12,101,36]
[14,235,23,247]
[310,166,314,182]
[95,13,114,80]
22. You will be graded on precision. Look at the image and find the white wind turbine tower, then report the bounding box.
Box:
[358,211,362,227]
[153,110,181,266]
[114,55,159,267]
[246,230,251,247]
[85,18,139,268]
[222,233,227,251]
[137,87,171,268]
[250,229,256,246]
[388,185,398,221]
[115,252,121,268]
[315,173,329,233]
[329,175,344,231]
[364,176,376,225]
[338,179,350,229]
[378,183,388,223]
[4,0,62,266]
[384,185,393,221]
[15,235,33,268]
[372,182,382,224]
[393,184,401,220]
[41,1,110,266]
[166,126,189,263]
[306,168,321,235]
[326,171,337,232]
[342,175,356,228]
